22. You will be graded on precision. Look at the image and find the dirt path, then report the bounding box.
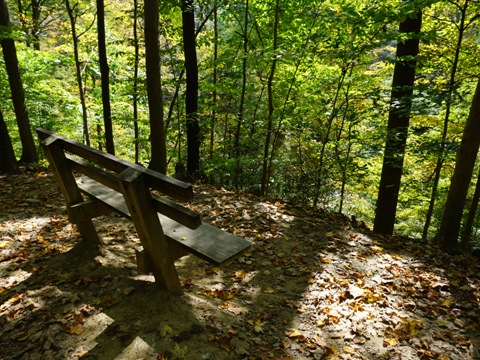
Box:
[1,168,479,359]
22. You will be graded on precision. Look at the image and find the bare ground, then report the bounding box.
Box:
[1,168,479,360]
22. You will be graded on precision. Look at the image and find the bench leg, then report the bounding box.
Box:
[76,220,102,244]
[119,168,183,295]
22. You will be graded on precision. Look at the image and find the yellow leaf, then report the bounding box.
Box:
[160,324,173,337]
[0,241,8,248]
[253,320,265,332]
[233,269,247,281]
[326,231,334,237]
[383,337,397,347]
[69,324,84,335]
[343,346,356,354]
[442,299,452,308]
[316,320,326,327]
[288,329,302,338]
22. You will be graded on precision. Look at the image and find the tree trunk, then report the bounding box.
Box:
[31,0,40,50]
[435,78,480,253]
[260,0,280,196]
[144,0,166,174]
[133,0,139,164]
[182,0,200,179]
[313,65,349,207]
[461,164,480,250]
[210,2,218,161]
[422,0,469,240]
[234,0,249,190]
[97,0,115,155]
[373,10,422,235]
[0,0,38,164]
[0,109,19,174]
[65,0,90,146]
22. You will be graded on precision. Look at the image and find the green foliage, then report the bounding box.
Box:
[3,0,480,238]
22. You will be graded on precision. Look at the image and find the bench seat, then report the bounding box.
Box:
[77,177,251,266]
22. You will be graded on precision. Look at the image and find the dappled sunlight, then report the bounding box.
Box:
[1,169,479,359]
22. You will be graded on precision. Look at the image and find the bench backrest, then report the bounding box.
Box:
[36,128,201,229]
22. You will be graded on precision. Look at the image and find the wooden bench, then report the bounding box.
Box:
[36,128,251,295]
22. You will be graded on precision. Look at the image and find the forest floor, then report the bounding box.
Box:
[0,167,479,360]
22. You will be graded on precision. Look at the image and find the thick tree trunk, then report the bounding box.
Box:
[373,10,422,235]
[97,0,114,155]
[0,0,38,164]
[435,78,480,253]
[144,0,166,174]
[0,110,19,174]
[182,0,200,179]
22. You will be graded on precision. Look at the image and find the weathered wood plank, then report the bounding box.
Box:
[39,136,101,244]
[77,176,201,229]
[68,199,110,223]
[37,128,195,202]
[37,128,252,294]
[119,168,183,295]
[76,177,251,265]
[162,217,251,266]
[152,194,201,230]
[67,155,124,193]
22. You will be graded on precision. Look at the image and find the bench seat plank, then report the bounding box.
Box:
[76,177,251,265]
[77,176,201,229]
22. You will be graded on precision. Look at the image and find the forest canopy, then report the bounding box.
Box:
[1,0,480,251]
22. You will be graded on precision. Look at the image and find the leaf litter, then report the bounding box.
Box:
[0,168,479,359]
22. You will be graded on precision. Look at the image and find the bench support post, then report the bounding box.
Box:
[119,168,184,295]
[41,136,102,244]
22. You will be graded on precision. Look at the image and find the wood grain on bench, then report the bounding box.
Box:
[37,127,252,294]
[77,177,251,265]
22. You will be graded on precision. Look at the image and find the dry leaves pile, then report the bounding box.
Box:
[0,168,479,360]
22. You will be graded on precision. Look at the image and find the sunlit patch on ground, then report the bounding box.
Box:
[1,169,479,359]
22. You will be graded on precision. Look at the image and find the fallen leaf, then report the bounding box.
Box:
[69,323,84,335]
[160,324,173,337]
[383,337,397,347]
[232,269,247,282]
[248,319,265,333]
[343,345,356,354]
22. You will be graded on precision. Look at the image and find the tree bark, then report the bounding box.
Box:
[461,164,480,250]
[422,0,469,240]
[65,0,90,146]
[182,0,200,179]
[97,0,114,155]
[210,2,218,161]
[133,0,139,164]
[234,0,249,190]
[144,0,166,174]
[435,78,480,253]
[0,0,38,164]
[31,0,40,50]
[260,0,280,196]
[373,10,422,235]
[0,109,19,174]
